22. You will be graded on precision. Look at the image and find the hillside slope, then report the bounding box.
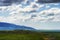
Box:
[0,22,35,30]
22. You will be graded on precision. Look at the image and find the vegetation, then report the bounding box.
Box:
[0,30,60,40]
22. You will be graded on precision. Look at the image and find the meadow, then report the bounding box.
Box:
[0,30,60,40]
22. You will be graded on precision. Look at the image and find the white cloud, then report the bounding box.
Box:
[0,1,60,30]
[39,8,60,22]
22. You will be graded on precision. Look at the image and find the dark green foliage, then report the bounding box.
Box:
[0,30,60,40]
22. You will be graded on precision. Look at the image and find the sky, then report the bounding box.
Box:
[0,0,60,30]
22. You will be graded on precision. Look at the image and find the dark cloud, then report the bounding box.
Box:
[47,14,54,16]
[37,0,60,3]
[0,0,24,6]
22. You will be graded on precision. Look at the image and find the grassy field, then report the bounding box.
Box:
[0,30,60,40]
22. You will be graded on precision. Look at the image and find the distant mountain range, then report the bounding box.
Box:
[0,22,35,30]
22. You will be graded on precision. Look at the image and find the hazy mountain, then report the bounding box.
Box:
[0,22,35,30]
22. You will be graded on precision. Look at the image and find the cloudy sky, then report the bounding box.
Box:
[0,0,60,30]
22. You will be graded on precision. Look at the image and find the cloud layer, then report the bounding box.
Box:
[0,0,60,30]
[0,0,24,6]
[37,0,60,3]
[0,0,60,6]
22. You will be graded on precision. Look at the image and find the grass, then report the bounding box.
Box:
[0,30,60,40]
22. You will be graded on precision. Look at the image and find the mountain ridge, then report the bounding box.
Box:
[0,22,35,30]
